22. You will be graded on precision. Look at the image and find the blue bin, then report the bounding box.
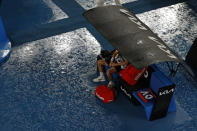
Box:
[0,16,11,63]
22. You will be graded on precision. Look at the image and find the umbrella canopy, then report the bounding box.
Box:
[83,5,181,69]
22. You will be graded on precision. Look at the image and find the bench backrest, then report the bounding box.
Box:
[149,65,175,120]
[150,65,174,93]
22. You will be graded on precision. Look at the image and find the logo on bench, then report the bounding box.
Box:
[137,89,156,103]
[120,86,132,99]
[159,88,174,96]
[143,70,149,78]
[140,91,154,100]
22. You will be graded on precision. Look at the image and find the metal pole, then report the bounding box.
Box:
[97,0,121,7]
[97,0,104,7]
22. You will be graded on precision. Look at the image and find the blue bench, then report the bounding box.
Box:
[0,16,11,64]
[118,65,176,120]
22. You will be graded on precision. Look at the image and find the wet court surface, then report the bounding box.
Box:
[0,0,197,130]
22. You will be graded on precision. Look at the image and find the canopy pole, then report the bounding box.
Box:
[115,0,121,5]
[97,0,121,7]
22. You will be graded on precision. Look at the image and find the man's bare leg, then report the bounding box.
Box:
[93,59,108,82]
[106,67,117,88]
[97,59,107,72]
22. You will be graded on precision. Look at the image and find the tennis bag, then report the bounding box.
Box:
[120,64,148,86]
[95,85,115,103]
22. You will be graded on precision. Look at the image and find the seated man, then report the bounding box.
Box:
[93,50,128,88]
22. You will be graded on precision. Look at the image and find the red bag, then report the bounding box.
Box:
[95,85,115,103]
[120,64,148,86]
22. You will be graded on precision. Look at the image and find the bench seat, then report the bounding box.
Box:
[132,65,176,120]
[104,64,176,120]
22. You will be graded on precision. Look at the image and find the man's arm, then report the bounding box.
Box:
[110,60,128,67]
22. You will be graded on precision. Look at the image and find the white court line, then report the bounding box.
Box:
[43,0,69,23]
